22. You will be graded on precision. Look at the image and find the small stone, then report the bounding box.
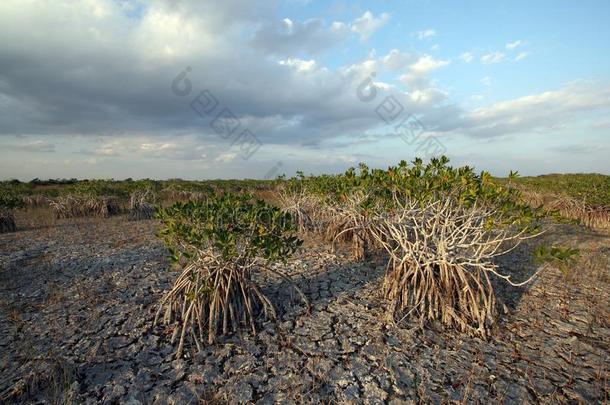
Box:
[389,399,414,405]
[167,385,198,405]
[225,354,257,374]
[306,357,334,376]
[329,365,354,388]
[232,381,253,403]
[385,334,401,347]
[362,381,388,403]
[341,383,361,402]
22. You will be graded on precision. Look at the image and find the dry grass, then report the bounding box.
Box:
[161,190,206,204]
[520,190,610,229]
[518,189,546,209]
[545,195,587,220]
[49,195,122,219]
[0,354,79,405]
[14,207,57,230]
[575,251,610,330]
[252,189,281,206]
[278,190,380,260]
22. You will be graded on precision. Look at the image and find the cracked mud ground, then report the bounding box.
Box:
[0,216,608,404]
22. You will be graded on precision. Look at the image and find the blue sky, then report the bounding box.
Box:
[279,0,610,102]
[0,0,608,180]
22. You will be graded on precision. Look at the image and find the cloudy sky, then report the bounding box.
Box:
[0,0,609,180]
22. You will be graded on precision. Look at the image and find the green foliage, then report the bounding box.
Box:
[124,179,162,194]
[156,193,304,352]
[0,185,24,210]
[284,156,544,232]
[496,173,610,207]
[157,193,302,264]
[532,245,580,275]
[72,180,127,198]
[29,177,78,185]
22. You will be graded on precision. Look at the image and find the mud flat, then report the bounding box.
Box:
[1,217,608,403]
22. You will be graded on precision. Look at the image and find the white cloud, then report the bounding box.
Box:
[139,142,176,152]
[459,52,474,63]
[409,88,448,105]
[481,51,505,64]
[134,8,216,60]
[552,144,605,154]
[372,81,393,91]
[506,40,526,50]
[481,76,492,86]
[251,17,350,55]
[85,0,112,18]
[399,54,450,91]
[340,57,378,79]
[381,49,413,71]
[515,52,529,62]
[460,81,610,138]
[592,120,610,129]
[3,140,55,153]
[351,11,390,40]
[278,58,317,73]
[409,54,450,74]
[71,134,215,162]
[414,29,436,40]
[215,152,237,163]
[282,18,293,31]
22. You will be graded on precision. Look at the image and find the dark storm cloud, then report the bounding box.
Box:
[0,0,385,147]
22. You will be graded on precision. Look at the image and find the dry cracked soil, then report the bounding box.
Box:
[0,215,608,404]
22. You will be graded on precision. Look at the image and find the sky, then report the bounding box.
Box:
[0,0,609,180]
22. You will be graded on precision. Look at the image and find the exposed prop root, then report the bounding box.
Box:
[262,264,311,314]
[584,207,610,229]
[277,189,323,233]
[20,195,49,209]
[49,195,121,218]
[326,192,378,261]
[520,189,610,229]
[128,189,156,221]
[156,251,310,357]
[163,190,207,203]
[371,197,546,337]
[546,196,588,220]
[155,249,309,357]
[0,210,17,233]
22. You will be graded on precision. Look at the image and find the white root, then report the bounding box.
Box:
[370,196,546,337]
